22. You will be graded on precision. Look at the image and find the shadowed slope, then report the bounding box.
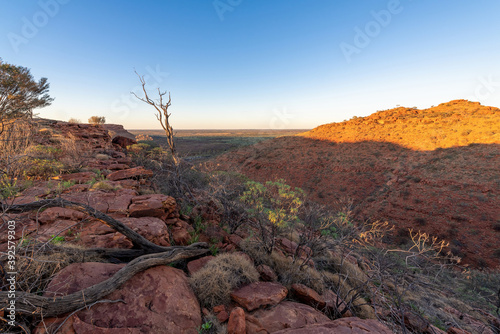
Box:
[216,100,500,267]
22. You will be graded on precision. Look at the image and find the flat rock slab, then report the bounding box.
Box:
[231,282,288,311]
[291,283,326,309]
[62,189,136,214]
[107,166,153,181]
[245,301,330,334]
[37,262,201,334]
[272,317,394,334]
[129,193,177,218]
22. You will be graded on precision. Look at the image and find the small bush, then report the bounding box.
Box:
[241,240,324,293]
[68,118,81,124]
[90,181,120,191]
[135,134,153,141]
[189,253,259,308]
[26,158,65,178]
[88,116,106,125]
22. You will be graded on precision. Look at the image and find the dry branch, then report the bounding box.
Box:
[1,198,209,318]
[0,242,209,317]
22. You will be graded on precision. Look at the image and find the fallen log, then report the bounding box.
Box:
[0,242,209,317]
[0,198,210,318]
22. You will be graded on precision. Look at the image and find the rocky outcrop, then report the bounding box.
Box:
[107,166,154,181]
[37,263,201,334]
[231,282,288,311]
[128,194,177,219]
[291,283,326,310]
[112,135,137,148]
[272,317,394,334]
[245,301,330,333]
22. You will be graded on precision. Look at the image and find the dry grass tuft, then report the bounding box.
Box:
[241,239,325,293]
[189,253,259,308]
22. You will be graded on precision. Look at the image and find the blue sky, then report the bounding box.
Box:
[1,0,499,129]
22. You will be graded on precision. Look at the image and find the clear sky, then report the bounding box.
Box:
[1,0,499,129]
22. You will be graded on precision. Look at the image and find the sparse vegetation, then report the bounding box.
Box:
[240,179,304,254]
[189,253,259,308]
[88,115,106,125]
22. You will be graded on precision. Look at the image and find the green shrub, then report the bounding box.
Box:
[189,253,259,308]
[240,179,304,253]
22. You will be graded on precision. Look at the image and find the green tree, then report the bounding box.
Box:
[0,59,53,122]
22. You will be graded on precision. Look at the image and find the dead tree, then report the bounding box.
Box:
[131,71,179,165]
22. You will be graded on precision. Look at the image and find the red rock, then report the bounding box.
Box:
[66,184,90,192]
[107,163,130,170]
[171,220,194,246]
[37,219,81,242]
[187,256,215,276]
[227,234,243,247]
[276,237,312,259]
[54,172,96,184]
[272,317,394,333]
[164,218,179,225]
[121,217,171,246]
[231,282,288,311]
[38,262,201,333]
[227,307,246,334]
[112,135,136,148]
[0,216,39,250]
[128,194,177,218]
[78,217,170,248]
[245,301,330,333]
[322,289,349,317]
[291,283,326,309]
[213,305,226,313]
[63,189,136,215]
[39,207,87,224]
[403,311,429,333]
[115,179,140,189]
[107,166,153,181]
[257,264,278,282]
[213,305,229,323]
[116,157,132,164]
[79,231,133,249]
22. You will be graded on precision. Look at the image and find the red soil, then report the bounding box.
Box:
[217,100,500,268]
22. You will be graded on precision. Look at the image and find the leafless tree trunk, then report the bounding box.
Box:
[131,71,179,165]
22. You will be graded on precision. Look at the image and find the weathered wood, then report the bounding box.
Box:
[0,242,209,317]
[1,198,209,318]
